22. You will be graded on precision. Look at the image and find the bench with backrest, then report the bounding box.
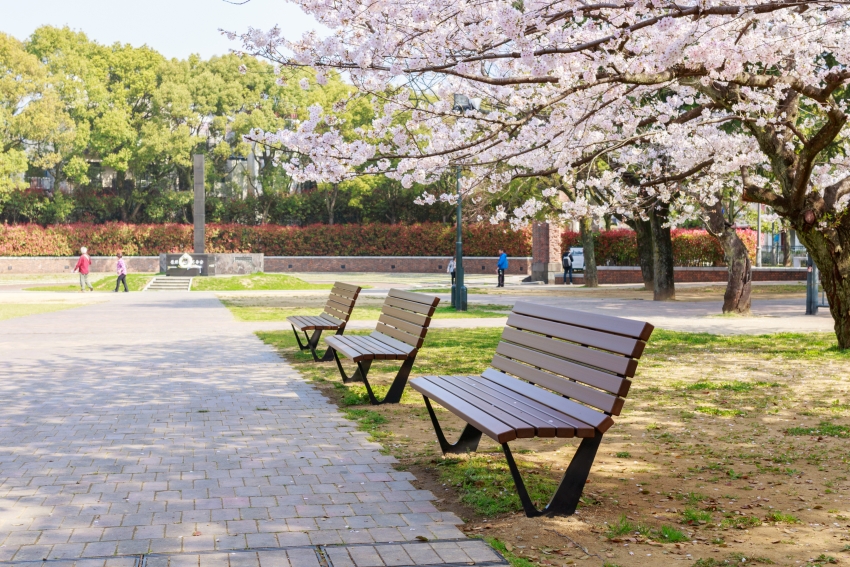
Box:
[409,301,654,517]
[324,289,440,405]
[287,282,362,361]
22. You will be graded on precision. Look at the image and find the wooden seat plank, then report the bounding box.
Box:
[512,302,654,341]
[382,305,431,327]
[501,327,638,377]
[437,376,560,437]
[332,282,361,294]
[335,336,386,359]
[326,336,373,361]
[491,355,625,415]
[481,368,614,433]
[389,289,440,306]
[319,313,344,325]
[409,377,520,443]
[370,332,417,356]
[507,313,645,358]
[375,323,424,348]
[464,375,596,437]
[356,336,406,359]
[384,296,438,316]
[378,314,429,338]
[496,341,630,397]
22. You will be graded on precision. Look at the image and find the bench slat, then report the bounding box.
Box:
[319,313,344,325]
[481,368,613,433]
[507,313,646,358]
[376,322,424,348]
[324,305,350,320]
[328,295,356,309]
[326,336,373,362]
[501,327,638,377]
[332,282,361,295]
[512,302,654,341]
[491,355,625,415]
[384,296,438,317]
[439,376,561,437]
[410,376,520,443]
[358,336,407,359]
[462,375,596,437]
[381,305,431,327]
[370,332,417,356]
[378,313,428,338]
[496,341,630,397]
[389,289,440,307]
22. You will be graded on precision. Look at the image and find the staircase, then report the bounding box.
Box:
[144,277,193,292]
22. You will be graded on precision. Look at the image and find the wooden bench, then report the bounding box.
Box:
[324,289,440,405]
[409,301,654,517]
[287,282,362,361]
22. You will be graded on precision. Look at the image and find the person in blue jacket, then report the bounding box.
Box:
[497,248,509,287]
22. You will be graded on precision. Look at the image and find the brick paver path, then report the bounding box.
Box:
[0,293,503,567]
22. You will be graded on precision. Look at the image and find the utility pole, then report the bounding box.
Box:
[756,203,762,267]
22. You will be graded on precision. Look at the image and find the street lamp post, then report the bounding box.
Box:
[451,165,467,311]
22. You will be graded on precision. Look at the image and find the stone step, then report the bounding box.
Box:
[144,277,192,291]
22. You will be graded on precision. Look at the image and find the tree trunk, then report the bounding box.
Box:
[580,215,598,287]
[794,225,850,349]
[649,202,675,301]
[633,218,655,291]
[781,230,791,266]
[325,183,338,225]
[704,201,752,314]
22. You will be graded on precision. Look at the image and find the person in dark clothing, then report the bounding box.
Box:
[447,257,456,286]
[562,250,574,285]
[497,249,508,287]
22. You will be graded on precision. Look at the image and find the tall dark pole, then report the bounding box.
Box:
[454,166,467,311]
[193,154,205,254]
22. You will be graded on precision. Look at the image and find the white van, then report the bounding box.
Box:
[568,247,585,271]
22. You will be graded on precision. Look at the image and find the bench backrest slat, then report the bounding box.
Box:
[373,289,440,350]
[322,282,362,324]
[488,302,653,421]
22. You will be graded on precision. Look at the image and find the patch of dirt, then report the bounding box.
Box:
[308,349,849,566]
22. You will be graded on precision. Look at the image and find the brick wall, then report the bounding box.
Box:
[554,266,806,284]
[265,256,533,275]
[1,256,160,274]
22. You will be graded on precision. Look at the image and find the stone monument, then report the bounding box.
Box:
[531,221,563,284]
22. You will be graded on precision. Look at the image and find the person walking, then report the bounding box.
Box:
[115,252,129,292]
[562,249,574,285]
[73,247,94,292]
[497,248,508,287]
[447,257,456,287]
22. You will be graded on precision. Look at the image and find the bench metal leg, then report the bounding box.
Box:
[503,435,602,517]
[423,397,483,454]
[331,350,414,405]
[292,326,340,362]
[331,348,372,383]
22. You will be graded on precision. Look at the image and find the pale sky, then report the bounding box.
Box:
[2,0,323,60]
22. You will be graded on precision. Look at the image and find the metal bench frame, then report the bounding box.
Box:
[288,282,362,362]
[411,302,654,517]
[325,289,440,405]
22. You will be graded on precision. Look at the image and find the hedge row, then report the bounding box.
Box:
[562,228,756,267]
[0,222,531,257]
[0,222,754,265]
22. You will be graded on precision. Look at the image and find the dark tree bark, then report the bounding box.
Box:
[633,217,655,291]
[324,183,339,225]
[781,229,791,266]
[705,201,752,314]
[580,215,598,287]
[649,201,675,301]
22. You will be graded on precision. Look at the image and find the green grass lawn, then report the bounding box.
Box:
[0,303,84,321]
[191,273,334,291]
[226,302,511,322]
[25,274,154,292]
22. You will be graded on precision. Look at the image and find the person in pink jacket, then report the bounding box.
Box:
[114,252,128,292]
[73,247,93,292]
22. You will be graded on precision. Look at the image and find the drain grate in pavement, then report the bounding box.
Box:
[0,540,507,567]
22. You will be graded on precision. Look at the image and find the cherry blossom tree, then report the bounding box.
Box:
[236,1,850,347]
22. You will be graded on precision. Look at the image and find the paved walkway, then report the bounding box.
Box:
[0,293,503,567]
